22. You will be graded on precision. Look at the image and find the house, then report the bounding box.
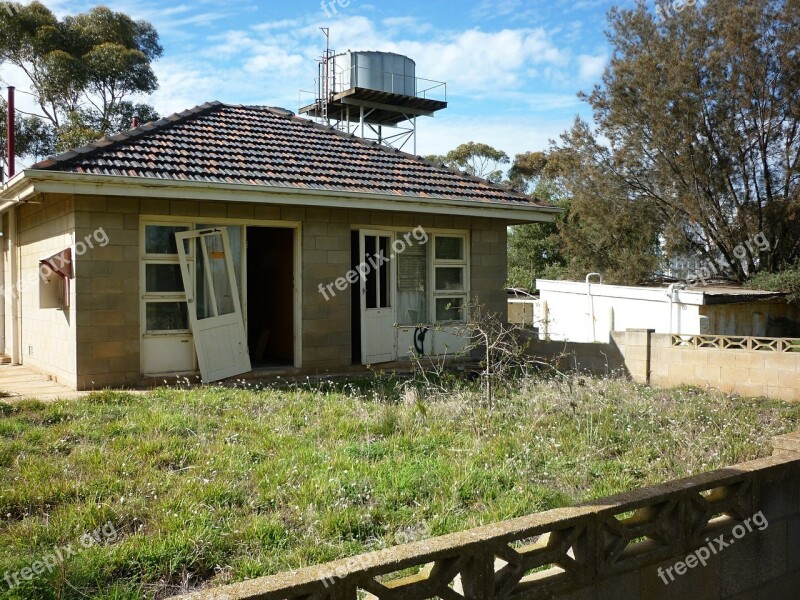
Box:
[529,279,800,343]
[0,102,558,389]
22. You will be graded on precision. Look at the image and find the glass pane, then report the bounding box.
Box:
[146,302,189,331]
[364,235,378,309]
[435,297,464,321]
[145,264,184,293]
[195,233,235,319]
[435,237,463,261]
[198,225,242,303]
[397,243,426,325]
[379,236,390,308]
[435,267,464,292]
[145,225,188,254]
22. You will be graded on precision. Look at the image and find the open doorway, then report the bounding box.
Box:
[246,227,294,367]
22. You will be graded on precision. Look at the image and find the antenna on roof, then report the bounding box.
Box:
[299,32,448,154]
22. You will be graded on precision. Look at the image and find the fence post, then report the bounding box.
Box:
[460,551,496,599]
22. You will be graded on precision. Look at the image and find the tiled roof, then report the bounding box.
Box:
[31,102,546,207]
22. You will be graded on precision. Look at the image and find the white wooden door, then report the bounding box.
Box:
[360,230,396,364]
[176,228,251,382]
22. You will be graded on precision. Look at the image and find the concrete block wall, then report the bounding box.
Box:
[74,194,140,389]
[647,337,800,401]
[532,331,800,402]
[16,194,77,387]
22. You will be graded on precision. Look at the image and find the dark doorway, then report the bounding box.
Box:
[247,227,294,367]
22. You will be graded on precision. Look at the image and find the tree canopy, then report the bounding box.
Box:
[559,0,800,283]
[0,1,162,169]
[426,142,510,183]
[508,0,800,289]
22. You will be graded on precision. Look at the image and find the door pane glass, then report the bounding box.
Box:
[364,235,378,309]
[435,237,464,261]
[146,264,184,293]
[435,267,464,292]
[379,236,390,308]
[198,225,242,299]
[195,234,235,319]
[146,302,189,331]
[145,225,188,254]
[435,297,464,321]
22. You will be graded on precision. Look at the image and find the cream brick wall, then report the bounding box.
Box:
[16,194,77,387]
[74,195,140,389]
[648,341,800,401]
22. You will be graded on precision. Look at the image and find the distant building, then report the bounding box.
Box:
[519,279,800,342]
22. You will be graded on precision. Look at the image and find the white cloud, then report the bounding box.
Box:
[576,53,607,82]
[416,112,582,158]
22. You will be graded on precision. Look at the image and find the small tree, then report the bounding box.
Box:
[426,142,510,183]
[407,302,564,411]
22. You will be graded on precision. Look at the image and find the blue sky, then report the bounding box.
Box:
[7,0,641,161]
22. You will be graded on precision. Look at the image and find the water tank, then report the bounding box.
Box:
[342,51,416,96]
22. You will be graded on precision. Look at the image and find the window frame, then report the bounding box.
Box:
[371,227,471,325]
[140,222,193,335]
[430,233,469,323]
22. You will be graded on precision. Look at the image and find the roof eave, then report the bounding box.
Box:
[0,171,38,209]
[6,170,559,223]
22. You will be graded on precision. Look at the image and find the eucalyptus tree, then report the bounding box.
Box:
[558,0,800,282]
[0,2,162,153]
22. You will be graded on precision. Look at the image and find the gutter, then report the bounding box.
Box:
[0,170,561,224]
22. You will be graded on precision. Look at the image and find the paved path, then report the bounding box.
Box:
[0,365,87,402]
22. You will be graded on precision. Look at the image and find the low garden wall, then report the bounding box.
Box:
[610,330,800,402]
[528,330,800,402]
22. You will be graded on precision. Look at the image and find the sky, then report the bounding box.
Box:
[3,0,641,163]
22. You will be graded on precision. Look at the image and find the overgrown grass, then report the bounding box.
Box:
[0,376,798,598]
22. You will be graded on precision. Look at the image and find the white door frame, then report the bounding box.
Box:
[176,227,252,382]
[359,229,396,364]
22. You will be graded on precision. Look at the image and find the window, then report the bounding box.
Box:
[145,264,184,293]
[146,302,189,331]
[142,224,191,334]
[396,240,427,325]
[432,235,467,322]
[141,222,246,335]
[145,225,188,255]
[394,231,469,324]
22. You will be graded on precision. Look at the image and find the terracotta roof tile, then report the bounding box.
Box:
[32,101,546,207]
